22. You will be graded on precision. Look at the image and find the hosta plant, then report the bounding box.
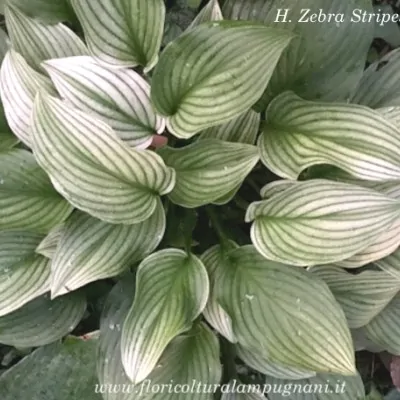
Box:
[0,0,399,399]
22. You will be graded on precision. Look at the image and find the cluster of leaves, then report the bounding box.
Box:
[1,0,400,399]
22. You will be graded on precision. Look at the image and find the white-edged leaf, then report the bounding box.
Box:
[0,149,73,232]
[35,223,65,259]
[0,131,18,151]
[0,49,55,147]
[32,92,176,225]
[309,265,400,329]
[214,245,355,375]
[221,382,265,400]
[50,201,165,297]
[201,243,238,343]
[223,0,374,110]
[71,0,165,71]
[0,291,86,347]
[121,249,209,383]
[351,48,400,108]
[246,179,400,266]
[159,139,259,207]
[0,231,50,317]
[236,344,315,380]
[5,4,87,72]
[43,56,165,149]
[151,21,293,138]
[188,0,223,29]
[259,91,400,181]
[198,108,260,144]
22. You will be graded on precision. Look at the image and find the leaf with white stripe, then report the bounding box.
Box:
[188,0,223,29]
[260,180,297,199]
[121,249,209,383]
[236,344,315,380]
[151,21,293,138]
[309,266,400,329]
[380,106,400,128]
[32,92,176,224]
[259,91,400,181]
[5,4,87,72]
[0,231,50,317]
[214,245,355,375]
[43,56,165,149]
[375,248,400,280]
[0,49,55,147]
[159,139,259,208]
[36,223,65,259]
[0,149,73,232]
[221,382,264,400]
[50,201,165,298]
[71,0,165,71]
[199,109,260,144]
[246,179,400,266]
[351,48,400,108]
[0,291,86,347]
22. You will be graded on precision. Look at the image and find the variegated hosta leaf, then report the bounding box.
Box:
[259,91,400,181]
[214,245,355,375]
[43,56,165,149]
[0,131,18,151]
[201,243,238,343]
[188,0,223,29]
[151,21,293,138]
[198,108,260,144]
[260,180,297,199]
[5,4,87,72]
[121,249,209,383]
[0,231,50,317]
[380,106,400,128]
[223,0,373,111]
[236,344,315,380]
[158,139,259,208]
[50,201,165,297]
[375,248,400,280]
[0,291,86,347]
[351,48,400,108]
[221,382,264,400]
[32,92,176,224]
[36,223,65,259]
[246,179,400,266]
[309,265,400,329]
[0,149,73,232]
[0,49,55,147]
[265,373,365,400]
[71,0,165,71]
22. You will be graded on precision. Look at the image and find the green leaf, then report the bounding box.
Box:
[121,249,209,383]
[50,201,165,297]
[188,0,223,29]
[0,49,55,147]
[71,0,165,71]
[32,92,176,225]
[376,248,400,280]
[151,21,293,138]
[259,91,400,181]
[198,108,260,144]
[5,4,87,72]
[0,338,101,400]
[0,27,9,63]
[43,56,165,149]
[159,139,259,208]
[0,149,73,232]
[0,291,86,347]
[351,48,400,108]
[35,223,64,259]
[0,131,18,151]
[373,5,400,48]
[223,0,374,110]
[0,231,50,316]
[309,266,400,329]
[221,383,265,400]
[214,245,355,375]
[246,179,400,266]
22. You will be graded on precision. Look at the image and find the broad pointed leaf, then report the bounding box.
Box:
[214,245,355,375]
[71,0,165,71]
[36,223,64,259]
[151,21,293,138]
[32,92,175,224]
[260,180,297,199]
[0,231,50,316]
[5,4,87,72]
[159,139,259,208]
[121,249,209,383]
[259,91,400,181]
[0,149,73,232]
[188,0,223,29]
[246,179,400,266]
[0,292,86,347]
[376,248,400,280]
[44,56,165,148]
[50,201,165,297]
